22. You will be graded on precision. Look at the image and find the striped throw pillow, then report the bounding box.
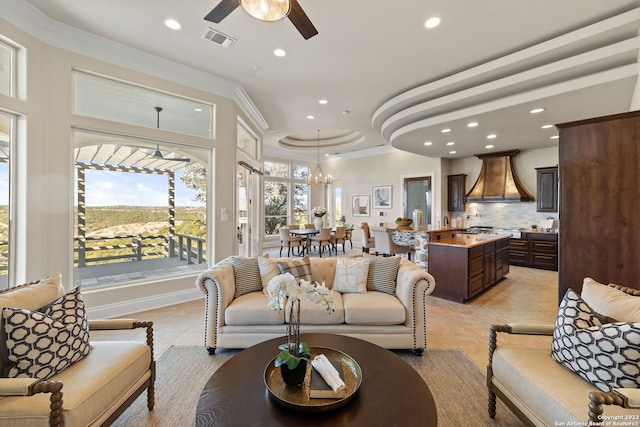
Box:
[232,257,263,297]
[277,256,312,281]
[366,256,401,294]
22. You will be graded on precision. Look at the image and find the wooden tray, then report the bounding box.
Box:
[264,346,362,412]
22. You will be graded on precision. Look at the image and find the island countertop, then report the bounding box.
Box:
[428,232,511,248]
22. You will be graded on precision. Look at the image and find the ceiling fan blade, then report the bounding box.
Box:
[204,0,240,23]
[288,0,318,40]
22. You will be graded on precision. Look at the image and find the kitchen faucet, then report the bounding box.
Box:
[443,216,449,226]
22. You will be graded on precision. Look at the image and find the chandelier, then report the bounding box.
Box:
[306,130,333,185]
[240,0,291,22]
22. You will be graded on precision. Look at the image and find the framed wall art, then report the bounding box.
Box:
[372,185,392,209]
[352,195,370,217]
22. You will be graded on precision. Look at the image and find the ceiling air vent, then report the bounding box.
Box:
[202,28,236,48]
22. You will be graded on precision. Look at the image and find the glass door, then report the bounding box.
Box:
[404,177,432,228]
[236,164,252,257]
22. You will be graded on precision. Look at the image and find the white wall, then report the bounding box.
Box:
[0,15,260,317]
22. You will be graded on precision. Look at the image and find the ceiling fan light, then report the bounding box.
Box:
[240,0,291,22]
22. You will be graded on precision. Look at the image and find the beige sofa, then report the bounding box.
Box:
[488,279,640,425]
[0,273,155,427]
[196,255,435,355]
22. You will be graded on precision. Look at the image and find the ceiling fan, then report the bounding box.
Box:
[149,107,191,163]
[205,0,318,40]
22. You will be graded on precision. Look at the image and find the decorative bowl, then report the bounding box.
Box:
[395,219,413,229]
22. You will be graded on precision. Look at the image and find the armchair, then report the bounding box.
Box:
[0,274,155,427]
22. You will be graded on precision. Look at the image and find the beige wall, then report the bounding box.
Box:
[0,16,259,316]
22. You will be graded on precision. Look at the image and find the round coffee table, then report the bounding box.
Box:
[196,333,437,426]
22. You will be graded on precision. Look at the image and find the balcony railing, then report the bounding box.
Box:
[74,233,206,267]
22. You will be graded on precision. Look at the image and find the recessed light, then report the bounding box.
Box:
[342,110,351,115]
[467,122,479,128]
[194,108,203,112]
[541,124,553,129]
[164,19,182,30]
[424,141,433,146]
[306,115,314,119]
[318,99,328,105]
[530,108,545,114]
[485,145,494,149]
[446,142,455,146]
[441,128,451,133]
[449,150,457,154]
[550,135,559,140]
[487,134,497,139]
[273,48,286,57]
[252,65,264,72]
[425,17,441,29]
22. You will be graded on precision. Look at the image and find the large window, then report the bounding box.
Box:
[0,40,14,97]
[0,113,12,288]
[264,161,309,235]
[73,130,209,288]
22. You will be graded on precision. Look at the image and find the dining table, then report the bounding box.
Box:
[288,228,320,255]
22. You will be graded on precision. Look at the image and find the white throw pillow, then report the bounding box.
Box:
[581,277,640,322]
[333,258,369,294]
[257,256,280,292]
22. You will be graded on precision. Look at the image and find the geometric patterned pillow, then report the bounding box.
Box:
[333,258,369,293]
[551,289,640,392]
[277,256,312,282]
[0,287,91,379]
[231,257,263,298]
[365,255,401,295]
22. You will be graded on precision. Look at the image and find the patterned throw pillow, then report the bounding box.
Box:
[366,256,401,295]
[333,258,370,293]
[278,256,313,281]
[551,289,640,392]
[1,287,91,379]
[231,257,263,298]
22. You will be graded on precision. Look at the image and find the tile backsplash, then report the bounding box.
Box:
[451,202,558,230]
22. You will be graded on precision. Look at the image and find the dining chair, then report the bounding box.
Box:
[279,228,304,257]
[310,227,332,257]
[359,223,375,253]
[369,227,413,260]
[303,223,315,229]
[344,224,354,249]
[288,224,301,229]
[330,226,347,254]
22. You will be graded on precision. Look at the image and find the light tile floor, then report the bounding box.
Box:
[92,249,559,369]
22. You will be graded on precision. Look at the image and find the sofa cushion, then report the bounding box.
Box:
[1,287,91,379]
[581,277,640,322]
[365,256,401,295]
[551,289,640,392]
[225,292,286,326]
[278,257,312,281]
[0,341,152,427]
[231,257,263,297]
[257,256,280,292]
[342,292,406,325]
[333,258,369,294]
[286,290,344,325]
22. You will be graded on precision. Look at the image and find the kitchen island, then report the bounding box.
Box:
[428,233,510,303]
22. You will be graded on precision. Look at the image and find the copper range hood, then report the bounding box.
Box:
[465,150,533,203]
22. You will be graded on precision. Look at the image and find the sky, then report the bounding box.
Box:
[83,169,204,207]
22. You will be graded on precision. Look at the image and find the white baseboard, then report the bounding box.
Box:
[87,288,203,319]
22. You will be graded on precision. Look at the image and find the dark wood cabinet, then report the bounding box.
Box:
[557,111,640,298]
[536,166,558,212]
[509,232,557,271]
[428,236,510,303]
[447,174,466,212]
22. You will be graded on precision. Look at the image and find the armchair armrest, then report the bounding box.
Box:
[89,319,154,361]
[0,379,64,426]
[488,323,554,364]
[589,389,640,422]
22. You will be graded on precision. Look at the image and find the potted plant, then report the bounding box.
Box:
[266,273,335,385]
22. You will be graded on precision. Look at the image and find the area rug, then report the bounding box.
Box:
[112,346,523,427]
